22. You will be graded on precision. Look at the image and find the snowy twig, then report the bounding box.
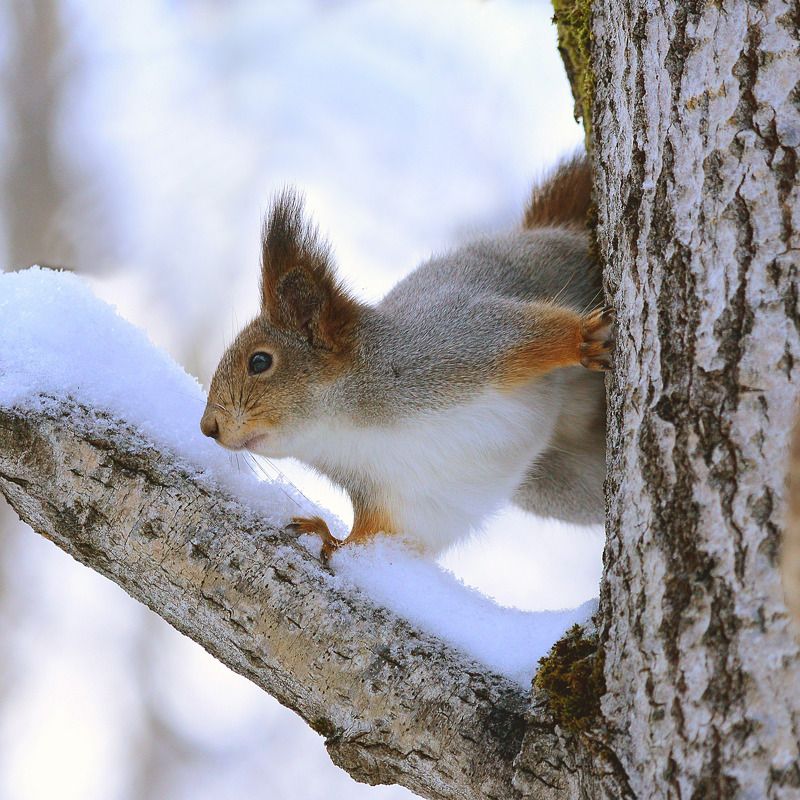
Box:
[0,398,580,800]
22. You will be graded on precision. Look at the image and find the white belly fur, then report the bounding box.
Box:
[293,387,557,554]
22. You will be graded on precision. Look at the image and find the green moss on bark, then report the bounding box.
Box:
[534,624,604,732]
[551,0,594,144]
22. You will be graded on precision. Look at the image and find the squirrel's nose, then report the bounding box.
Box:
[200,412,220,440]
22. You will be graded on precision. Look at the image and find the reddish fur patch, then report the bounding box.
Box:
[494,304,614,388]
[289,504,395,562]
[349,504,396,544]
[260,190,362,352]
[523,152,591,230]
[495,306,585,389]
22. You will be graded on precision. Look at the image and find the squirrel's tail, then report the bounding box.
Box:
[523,151,591,230]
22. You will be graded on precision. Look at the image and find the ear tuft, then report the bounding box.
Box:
[260,190,361,350]
[260,189,328,312]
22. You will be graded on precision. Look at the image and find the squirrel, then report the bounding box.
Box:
[200,153,612,562]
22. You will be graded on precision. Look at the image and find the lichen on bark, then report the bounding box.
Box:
[551,0,593,142]
[534,623,604,733]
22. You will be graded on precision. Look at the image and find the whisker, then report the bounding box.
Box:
[237,367,246,414]
[243,380,268,412]
[261,454,318,508]
[549,272,575,306]
[580,289,606,316]
[243,452,306,510]
[239,411,278,425]
[213,403,233,417]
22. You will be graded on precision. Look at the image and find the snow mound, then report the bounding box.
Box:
[0,267,313,526]
[328,537,595,685]
[1,267,596,686]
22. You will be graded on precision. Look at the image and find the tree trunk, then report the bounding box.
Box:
[592,0,800,796]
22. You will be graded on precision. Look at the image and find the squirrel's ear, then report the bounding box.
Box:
[260,190,361,350]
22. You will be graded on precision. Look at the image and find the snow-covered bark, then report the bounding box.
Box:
[0,400,545,800]
[593,0,800,797]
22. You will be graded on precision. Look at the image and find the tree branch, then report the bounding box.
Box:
[0,397,577,800]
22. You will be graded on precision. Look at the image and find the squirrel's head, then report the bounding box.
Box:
[200,190,362,456]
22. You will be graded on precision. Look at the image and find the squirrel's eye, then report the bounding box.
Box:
[248,352,273,375]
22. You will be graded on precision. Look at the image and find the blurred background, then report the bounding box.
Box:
[0,1,600,798]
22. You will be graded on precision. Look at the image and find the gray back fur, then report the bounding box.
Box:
[327,225,607,526]
[333,226,601,418]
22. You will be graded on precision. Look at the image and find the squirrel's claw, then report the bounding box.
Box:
[319,537,341,564]
[288,516,342,564]
[580,306,615,371]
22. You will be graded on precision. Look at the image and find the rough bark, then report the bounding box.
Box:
[0,399,559,800]
[593,0,800,797]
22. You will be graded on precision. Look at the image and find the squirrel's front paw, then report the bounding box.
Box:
[579,306,615,371]
[288,516,342,564]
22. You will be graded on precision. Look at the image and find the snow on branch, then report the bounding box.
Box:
[0,269,594,799]
[0,399,534,799]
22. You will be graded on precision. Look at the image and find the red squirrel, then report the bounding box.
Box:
[201,154,612,561]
